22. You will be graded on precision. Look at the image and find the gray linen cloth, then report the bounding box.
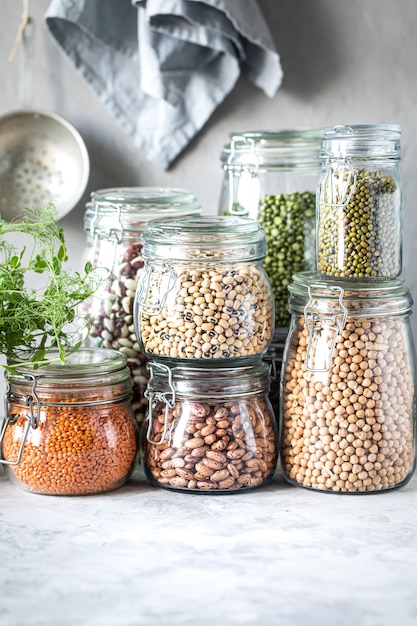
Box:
[45,0,282,169]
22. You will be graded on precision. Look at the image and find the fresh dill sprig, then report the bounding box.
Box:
[0,203,101,376]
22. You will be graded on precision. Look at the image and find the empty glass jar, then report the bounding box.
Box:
[317,124,403,280]
[134,215,275,364]
[143,360,278,493]
[280,271,416,493]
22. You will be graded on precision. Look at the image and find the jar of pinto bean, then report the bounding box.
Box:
[0,348,139,495]
[280,271,416,494]
[134,215,275,363]
[81,188,201,425]
[218,129,323,327]
[317,124,403,280]
[143,360,278,493]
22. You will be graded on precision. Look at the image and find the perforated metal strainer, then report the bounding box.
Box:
[0,109,90,222]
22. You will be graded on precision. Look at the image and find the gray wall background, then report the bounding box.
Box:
[1,0,417,343]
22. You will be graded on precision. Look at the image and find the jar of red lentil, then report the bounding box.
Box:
[218,129,322,327]
[143,360,278,493]
[280,271,416,493]
[81,187,201,424]
[134,215,275,364]
[0,348,139,495]
[317,124,402,280]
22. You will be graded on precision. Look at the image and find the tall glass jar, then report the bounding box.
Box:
[143,360,278,493]
[134,216,275,364]
[81,187,201,424]
[317,124,402,280]
[218,129,322,327]
[0,348,139,495]
[280,271,416,494]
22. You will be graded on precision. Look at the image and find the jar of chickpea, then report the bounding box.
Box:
[0,348,139,495]
[143,360,278,493]
[134,216,275,364]
[317,124,403,280]
[280,271,416,493]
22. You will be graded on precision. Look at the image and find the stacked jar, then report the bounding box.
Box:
[80,187,201,425]
[280,124,417,493]
[218,130,323,418]
[134,215,278,493]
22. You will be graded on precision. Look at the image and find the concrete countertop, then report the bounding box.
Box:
[1,464,416,626]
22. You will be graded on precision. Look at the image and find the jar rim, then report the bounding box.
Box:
[10,347,127,379]
[220,128,323,167]
[147,360,271,397]
[321,124,401,159]
[288,271,413,315]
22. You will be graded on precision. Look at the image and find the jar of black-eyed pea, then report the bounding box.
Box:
[218,129,322,327]
[143,360,278,493]
[0,348,139,495]
[80,187,201,424]
[134,216,275,364]
[317,124,402,280]
[280,271,416,494]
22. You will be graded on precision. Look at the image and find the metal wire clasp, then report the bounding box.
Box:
[321,158,357,212]
[304,285,347,373]
[144,362,176,445]
[0,374,41,466]
[225,135,259,215]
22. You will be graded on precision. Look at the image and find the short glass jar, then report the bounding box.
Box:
[317,124,402,280]
[0,348,139,495]
[280,271,416,494]
[143,360,278,493]
[218,129,322,326]
[134,216,275,364]
[81,187,201,424]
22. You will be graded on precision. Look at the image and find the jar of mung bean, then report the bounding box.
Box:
[218,129,322,327]
[280,271,416,494]
[143,360,278,493]
[0,348,139,495]
[81,187,201,424]
[134,216,275,363]
[317,124,402,280]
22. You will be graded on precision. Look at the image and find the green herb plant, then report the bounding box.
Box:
[0,204,100,377]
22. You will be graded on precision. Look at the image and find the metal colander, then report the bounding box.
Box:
[0,109,90,222]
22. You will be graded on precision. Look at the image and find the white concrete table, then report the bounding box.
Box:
[1,465,416,626]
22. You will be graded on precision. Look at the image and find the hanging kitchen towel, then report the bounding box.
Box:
[45,0,283,169]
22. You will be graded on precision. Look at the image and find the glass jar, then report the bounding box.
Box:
[0,348,139,495]
[218,129,322,327]
[280,271,416,494]
[134,215,275,363]
[81,187,201,424]
[317,124,402,280]
[143,360,278,493]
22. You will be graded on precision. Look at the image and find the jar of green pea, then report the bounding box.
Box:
[218,129,323,328]
[317,125,403,280]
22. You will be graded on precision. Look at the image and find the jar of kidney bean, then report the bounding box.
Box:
[0,348,139,495]
[81,187,201,424]
[317,124,403,280]
[134,215,275,364]
[143,360,278,493]
[218,129,322,327]
[280,271,416,494]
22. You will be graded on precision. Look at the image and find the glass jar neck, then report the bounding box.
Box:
[320,124,401,161]
[142,216,267,262]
